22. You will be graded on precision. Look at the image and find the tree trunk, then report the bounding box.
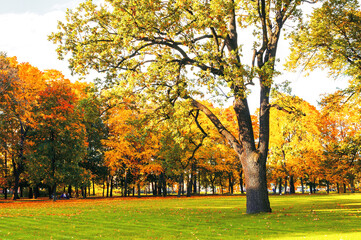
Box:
[110,176,113,197]
[92,179,95,195]
[278,178,282,194]
[68,185,72,198]
[106,178,109,197]
[343,183,347,193]
[326,181,330,194]
[289,175,295,194]
[12,167,20,200]
[28,186,33,199]
[34,185,39,199]
[177,174,183,197]
[350,179,355,193]
[52,183,57,201]
[137,182,141,198]
[301,177,304,194]
[161,173,167,197]
[242,154,271,213]
[4,187,7,199]
[336,183,340,194]
[284,176,288,195]
[240,171,244,194]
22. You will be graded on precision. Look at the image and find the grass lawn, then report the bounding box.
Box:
[0,194,361,239]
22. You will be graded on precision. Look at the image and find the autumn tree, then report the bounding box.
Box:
[0,55,46,199]
[50,0,318,213]
[318,91,361,193]
[268,92,322,194]
[27,70,87,201]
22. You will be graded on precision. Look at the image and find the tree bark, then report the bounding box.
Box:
[300,177,304,194]
[28,186,33,199]
[239,170,244,194]
[177,174,183,197]
[289,175,295,194]
[284,176,288,194]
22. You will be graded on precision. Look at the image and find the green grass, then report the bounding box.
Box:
[1,194,361,239]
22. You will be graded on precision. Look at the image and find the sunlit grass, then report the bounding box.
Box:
[1,194,361,239]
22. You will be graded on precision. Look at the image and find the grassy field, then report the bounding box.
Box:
[0,194,361,240]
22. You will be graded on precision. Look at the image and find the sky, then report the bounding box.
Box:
[0,0,349,113]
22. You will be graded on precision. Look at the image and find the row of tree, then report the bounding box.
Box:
[1,53,360,203]
[1,0,361,214]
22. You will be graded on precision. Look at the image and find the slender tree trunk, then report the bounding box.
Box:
[3,150,8,199]
[309,184,312,194]
[187,174,192,197]
[343,183,347,193]
[33,185,39,199]
[20,186,23,198]
[137,182,141,198]
[92,179,95,196]
[289,175,295,194]
[102,182,105,197]
[48,186,52,199]
[177,174,183,197]
[326,181,330,194]
[52,183,57,201]
[68,185,72,198]
[28,186,33,199]
[240,170,244,194]
[106,178,109,197]
[284,176,288,195]
[337,183,340,194]
[350,179,355,193]
[110,176,113,197]
[301,177,304,194]
[161,173,167,197]
[278,178,282,194]
[12,166,20,200]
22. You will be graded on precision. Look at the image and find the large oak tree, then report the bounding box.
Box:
[50,0,314,213]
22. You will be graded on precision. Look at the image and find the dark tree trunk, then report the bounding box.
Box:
[52,183,57,201]
[161,173,167,197]
[278,178,282,194]
[137,182,141,198]
[309,184,312,194]
[68,185,72,198]
[284,176,288,195]
[187,174,192,197]
[240,170,244,194]
[106,178,109,197]
[92,179,95,195]
[28,186,33,199]
[193,172,197,194]
[326,181,330,194]
[48,186,52,199]
[350,179,355,193]
[103,182,105,197]
[337,183,340,193]
[20,186,23,198]
[313,181,316,194]
[4,188,7,199]
[343,183,347,193]
[177,174,183,197]
[110,176,113,197]
[229,174,234,194]
[300,177,304,194]
[34,185,39,199]
[289,175,295,194]
[12,168,20,200]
